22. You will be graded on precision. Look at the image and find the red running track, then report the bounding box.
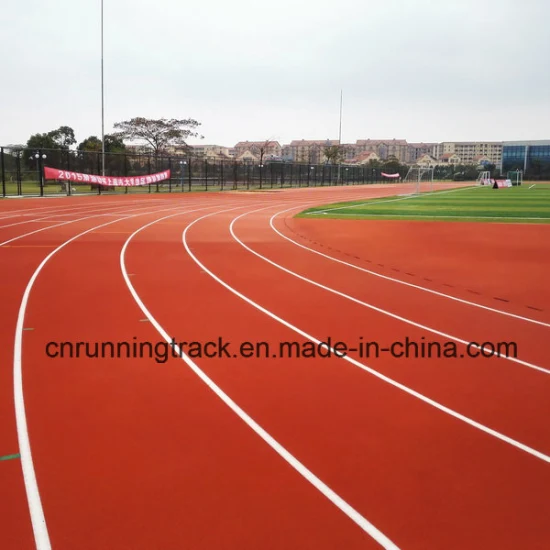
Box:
[0,184,549,549]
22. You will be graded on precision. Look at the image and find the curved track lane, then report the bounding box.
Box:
[2,184,548,549]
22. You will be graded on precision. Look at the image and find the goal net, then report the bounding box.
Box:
[507,170,523,186]
[403,166,434,193]
[477,171,492,186]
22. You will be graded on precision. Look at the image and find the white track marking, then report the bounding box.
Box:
[13,201,231,550]
[308,185,475,214]
[0,197,160,221]
[269,206,550,329]
[0,201,178,247]
[120,208,400,550]
[184,208,550,464]
[0,203,154,230]
[231,206,550,375]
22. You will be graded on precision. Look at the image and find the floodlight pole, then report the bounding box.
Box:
[101,0,105,176]
[337,89,342,183]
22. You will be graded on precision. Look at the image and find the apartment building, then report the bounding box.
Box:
[407,143,438,163]
[234,141,282,160]
[355,139,409,163]
[284,139,340,164]
[434,142,502,166]
[187,144,231,160]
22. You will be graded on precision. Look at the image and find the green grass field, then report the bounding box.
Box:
[298,184,550,224]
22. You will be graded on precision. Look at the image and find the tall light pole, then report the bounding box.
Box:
[101,0,105,176]
[338,89,343,144]
[337,89,343,183]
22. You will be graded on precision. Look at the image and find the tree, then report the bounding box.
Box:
[26,132,57,151]
[323,145,344,164]
[113,117,202,156]
[382,155,402,174]
[50,126,76,149]
[78,134,126,153]
[257,139,277,165]
[25,125,77,152]
[78,136,102,152]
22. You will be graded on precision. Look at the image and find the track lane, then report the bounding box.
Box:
[280,213,550,318]
[227,206,550,436]
[0,196,246,549]
[123,205,550,549]
[13,200,388,550]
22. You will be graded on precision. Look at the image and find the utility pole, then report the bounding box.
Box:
[101,0,105,176]
[337,89,342,183]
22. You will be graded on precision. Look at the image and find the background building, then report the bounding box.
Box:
[501,140,550,179]
[434,142,502,166]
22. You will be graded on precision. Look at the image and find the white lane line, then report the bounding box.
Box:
[0,201,178,247]
[0,200,168,230]
[0,197,160,221]
[307,185,476,215]
[269,206,550,329]
[187,206,550,464]
[13,201,229,550]
[232,206,550,375]
[119,206,400,550]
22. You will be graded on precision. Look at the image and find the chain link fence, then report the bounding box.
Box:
[0,147,389,197]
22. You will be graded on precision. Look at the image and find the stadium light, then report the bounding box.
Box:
[179,160,187,187]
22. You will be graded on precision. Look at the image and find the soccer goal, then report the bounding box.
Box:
[507,170,523,186]
[477,170,492,186]
[404,166,434,193]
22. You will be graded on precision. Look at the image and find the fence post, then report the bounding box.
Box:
[188,159,192,192]
[205,159,208,191]
[38,150,44,197]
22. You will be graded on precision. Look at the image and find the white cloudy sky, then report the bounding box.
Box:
[1,0,549,147]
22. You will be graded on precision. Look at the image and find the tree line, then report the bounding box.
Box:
[11,117,203,158]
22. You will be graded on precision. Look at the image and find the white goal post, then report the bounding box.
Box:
[477,171,492,186]
[404,165,434,193]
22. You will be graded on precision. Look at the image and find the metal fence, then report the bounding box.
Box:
[0,147,390,197]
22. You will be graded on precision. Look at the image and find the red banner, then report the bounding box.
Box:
[43,166,171,186]
[381,172,400,178]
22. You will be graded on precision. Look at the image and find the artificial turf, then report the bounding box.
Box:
[298,184,550,224]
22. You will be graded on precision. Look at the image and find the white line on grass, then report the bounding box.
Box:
[311,213,550,221]
[306,185,477,215]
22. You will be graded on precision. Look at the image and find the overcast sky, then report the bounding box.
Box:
[1,0,549,148]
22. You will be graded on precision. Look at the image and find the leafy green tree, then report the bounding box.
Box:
[78,134,126,153]
[113,117,202,156]
[26,132,57,151]
[78,136,102,152]
[50,126,76,149]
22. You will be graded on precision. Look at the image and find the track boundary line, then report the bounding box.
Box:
[0,200,169,230]
[232,206,549,375]
[13,200,230,550]
[270,206,550,329]
[185,205,550,463]
[120,205,401,550]
[0,200,178,247]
